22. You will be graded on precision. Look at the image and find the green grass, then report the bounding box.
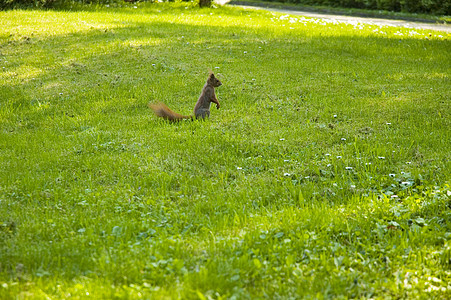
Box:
[1,2,450,298]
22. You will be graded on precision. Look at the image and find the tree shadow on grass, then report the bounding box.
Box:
[0,9,450,290]
[0,11,449,137]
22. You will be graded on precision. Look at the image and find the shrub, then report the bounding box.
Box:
[0,0,131,10]
[1,0,56,9]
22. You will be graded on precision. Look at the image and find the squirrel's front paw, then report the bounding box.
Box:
[216,104,220,109]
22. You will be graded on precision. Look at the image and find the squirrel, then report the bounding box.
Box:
[148,72,222,121]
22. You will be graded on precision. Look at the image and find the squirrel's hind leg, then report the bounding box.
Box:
[195,109,210,120]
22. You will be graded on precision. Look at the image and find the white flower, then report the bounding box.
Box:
[280,15,289,20]
[237,167,242,170]
[345,167,353,170]
[389,174,396,177]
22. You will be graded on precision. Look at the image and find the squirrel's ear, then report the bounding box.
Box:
[209,72,215,78]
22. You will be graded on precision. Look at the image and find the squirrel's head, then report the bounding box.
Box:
[208,72,222,87]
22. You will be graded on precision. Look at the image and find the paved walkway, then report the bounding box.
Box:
[229,3,451,33]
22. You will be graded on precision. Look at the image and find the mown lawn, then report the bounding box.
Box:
[0,2,450,298]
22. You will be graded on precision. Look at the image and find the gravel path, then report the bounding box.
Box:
[230,3,451,33]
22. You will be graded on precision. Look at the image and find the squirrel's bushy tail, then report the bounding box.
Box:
[148,102,192,122]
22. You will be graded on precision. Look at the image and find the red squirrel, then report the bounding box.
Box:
[149,72,222,121]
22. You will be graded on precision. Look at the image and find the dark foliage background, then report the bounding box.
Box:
[0,0,449,17]
[0,0,138,10]
[263,0,450,15]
